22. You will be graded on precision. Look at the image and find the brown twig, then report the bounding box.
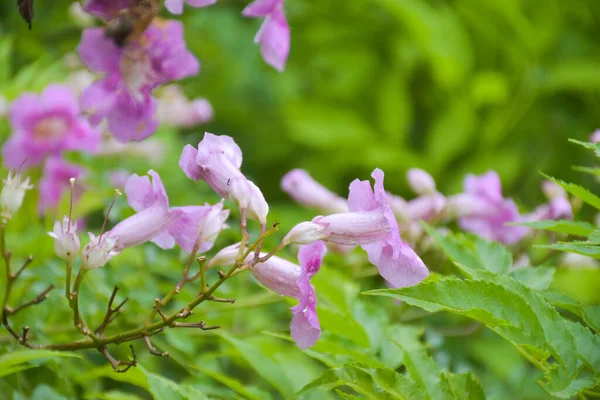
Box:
[153,304,168,321]
[208,296,235,304]
[8,284,55,315]
[144,335,168,357]
[95,286,128,336]
[13,256,33,279]
[172,321,220,330]
[20,326,30,344]
[99,345,137,373]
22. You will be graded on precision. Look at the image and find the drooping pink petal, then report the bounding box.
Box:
[242,0,278,17]
[255,9,290,72]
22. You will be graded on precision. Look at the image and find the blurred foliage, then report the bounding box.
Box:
[1,0,600,399]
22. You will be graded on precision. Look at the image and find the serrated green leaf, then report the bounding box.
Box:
[390,337,454,400]
[509,267,555,290]
[0,349,80,373]
[537,242,600,258]
[335,390,363,400]
[423,224,512,276]
[541,173,600,210]
[572,165,600,177]
[219,332,295,397]
[513,220,595,237]
[298,364,424,399]
[540,367,598,399]
[140,366,208,400]
[189,366,263,400]
[584,305,600,334]
[446,373,486,400]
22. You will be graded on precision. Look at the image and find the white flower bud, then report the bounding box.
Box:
[283,222,328,245]
[1,171,34,220]
[81,233,118,270]
[407,168,436,195]
[48,216,80,262]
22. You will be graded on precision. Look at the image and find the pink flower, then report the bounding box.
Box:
[2,85,100,170]
[157,85,213,128]
[39,157,86,215]
[180,133,269,224]
[123,170,229,253]
[290,241,326,349]
[404,193,446,222]
[78,20,199,142]
[281,169,349,214]
[242,0,290,72]
[455,171,529,244]
[82,0,129,20]
[406,168,436,195]
[525,180,572,222]
[348,169,429,288]
[165,0,216,15]
[590,129,600,144]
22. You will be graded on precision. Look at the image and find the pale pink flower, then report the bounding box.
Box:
[281,169,349,214]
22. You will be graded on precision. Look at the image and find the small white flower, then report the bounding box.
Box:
[48,216,80,262]
[1,171,34,220]
[81,233,119,270]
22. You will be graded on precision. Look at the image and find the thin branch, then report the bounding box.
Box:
[153,304,168,321]
[20,326,29,344]
[172,321,220,330]
[13,255,33,279]
[8,284,55,315]
[144,335,168,357]
[99,344,137,373]
[95,286,128,336]
[208,296,235,304]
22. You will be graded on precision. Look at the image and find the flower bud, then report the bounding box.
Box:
[229,176,269,225]
[406,168,436,195]
[283,222,328,245]
[1,171,34,220]
[541,180,566,201]
[281,169,349,214]
[207,243,241,269]
[197,201,230,245]
[252,256,302,299]
[48,216,80,262]
[405,193,446,221]
[590,129,600,144]
[82,233,118,269]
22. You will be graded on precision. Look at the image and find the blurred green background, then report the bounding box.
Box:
[1,0,600,206]
[1,1,600,399]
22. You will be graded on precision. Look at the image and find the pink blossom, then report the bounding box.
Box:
[157,85,213,128]
[251,254,302,299]
[525,181,572,222]
[180,133,269,224]
[242,0,290,72]
[348,169,429,288]
[123,170,228,253]
[82,0,129,20]
[165,0,216,15]
[2,85,100,170]
[290,241,326,349]
[281,169,349,214]
[406,168,436,195]
[39,157,86,215]
[590,129,600,144]
[456,171,529,244]
[78,20,199,142]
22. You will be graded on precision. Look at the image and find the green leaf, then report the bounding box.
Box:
[572,165,600,177]
[509,267,555,290]
[140,367,208,400]
[219,332,295,397]
[537,242,600,258]
[446,373,486,400]
[584,305,600,334]
[423,224,511,276]
[0,349,80,377]
[513,220,595,237]
[298,364,423,399]
[189,366,263,400]
[541,173,600,210]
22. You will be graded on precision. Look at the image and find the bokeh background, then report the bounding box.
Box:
[1,1,600,399]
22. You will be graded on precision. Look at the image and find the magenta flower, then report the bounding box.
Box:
[165,0,216,15]
[2,85,100,170]
[242,0,290,72]
[78,20,199,142]
[455,171,529,244]
[290,241,326,349]
[39,157,86,215]
[157,85,213,128]
[281,169,349,214]
[526,180,572,221]
[123,170,229,253]
[82,0,129,20]
[180,133,269,224]
[348,169,429,288]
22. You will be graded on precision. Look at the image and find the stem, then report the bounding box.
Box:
[515,345,548,373]
[199,257,206,294]
[65,260,73,300]
[1,224,13,312]
[70,268,88,331]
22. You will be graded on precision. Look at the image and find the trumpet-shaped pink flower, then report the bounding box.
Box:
[180,133,269,224]
[242,0,290,72]
[348,169,429,288]
[290,241,326,349]
[455,171,529,244]
[124,170,228,253]
[82,0,129,20]
[165,0,216,15]
[39,157,86,215]
[2,85,100,170]
[281,169,349,214]
[78,20,199,142]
